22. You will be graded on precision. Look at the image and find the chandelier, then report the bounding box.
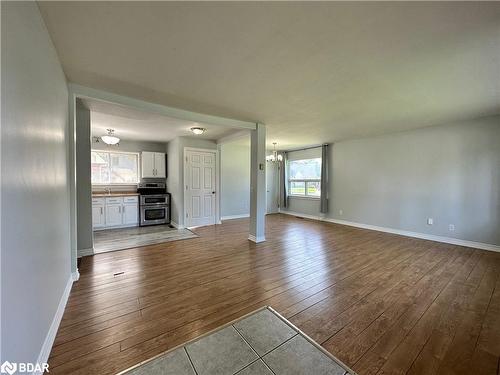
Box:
[266,142,283,163]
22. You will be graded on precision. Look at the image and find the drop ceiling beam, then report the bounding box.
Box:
[69,83,258,130]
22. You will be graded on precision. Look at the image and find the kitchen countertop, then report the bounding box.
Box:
[92,192,139,197]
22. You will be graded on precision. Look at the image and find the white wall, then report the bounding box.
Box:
[281,116,500,246]
[166,137,180,224]
[1,1,72,364]
[220,139,250,218]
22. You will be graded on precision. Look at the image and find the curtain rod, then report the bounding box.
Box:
[281,143,328,153]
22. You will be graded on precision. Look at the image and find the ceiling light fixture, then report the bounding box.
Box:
[100,129,120,145]
[266,142,283,163]
[190,127,206,135]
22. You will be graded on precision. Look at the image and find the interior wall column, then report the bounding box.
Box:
[68,92,78,275]
[249,123,266,243]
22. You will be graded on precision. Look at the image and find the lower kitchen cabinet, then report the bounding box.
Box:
[92,201,105,228]
[123,203,139,225]
[92,196,139,230]
[105,204,123,227]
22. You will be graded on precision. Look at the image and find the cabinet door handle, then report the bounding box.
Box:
[100,207,103,215]
[118,206,121,213]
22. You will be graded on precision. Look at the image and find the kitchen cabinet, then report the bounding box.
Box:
[92,195,139,230]
[122,197,139,225]
[141,152,166,178]
[105,204,123,227]
[154,152,166,178]
[92,198,105,228]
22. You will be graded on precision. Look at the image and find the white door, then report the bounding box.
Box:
[141,151,155,178]
[185,149,216,227]
[92,204,105,228]
[106,204,122,226]
[154,152,166,178]
[122,203,139,225]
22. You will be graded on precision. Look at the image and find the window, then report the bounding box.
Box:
[91,151,139,185]
[288,158,321,197]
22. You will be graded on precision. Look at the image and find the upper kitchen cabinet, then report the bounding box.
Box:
[141,152,166,178]
[154,152,166,178]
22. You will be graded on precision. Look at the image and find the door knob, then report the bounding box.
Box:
[212,191,215,194]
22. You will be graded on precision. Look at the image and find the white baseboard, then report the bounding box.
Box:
[248,234,266,243]
[171,221,184,229]
[77,247,94,257]
[221,214,250,220]
[279,210,500,253]
[36,274,74,374]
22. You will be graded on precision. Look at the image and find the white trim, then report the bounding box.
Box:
[288,195,321,200]
[248,234,266,243]
[183,147,219,228]
[278,210,322,221]
[77,247,94,257]
[171,221,184,229]
[221,214,250,220]
[279,210,500,253]
[72,270,80,281]
[36,274,74,374]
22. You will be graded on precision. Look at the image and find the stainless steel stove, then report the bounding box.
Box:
[137,182,170,226]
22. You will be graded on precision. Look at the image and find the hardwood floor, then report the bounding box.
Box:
[49,214,500,375]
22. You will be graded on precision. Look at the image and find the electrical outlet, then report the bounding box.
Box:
[427,218,433,225]
[339,209,343,216]
[449,224,455,232]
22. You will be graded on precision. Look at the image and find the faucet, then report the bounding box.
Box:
[105,187,111,194]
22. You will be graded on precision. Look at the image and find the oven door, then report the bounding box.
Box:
[140,205,169,226]
[140,195,169,206]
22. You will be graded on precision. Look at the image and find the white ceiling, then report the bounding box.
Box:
[83,98,240,143]
[39,2,500,149]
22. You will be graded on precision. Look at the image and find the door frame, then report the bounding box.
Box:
[183,147,220,228]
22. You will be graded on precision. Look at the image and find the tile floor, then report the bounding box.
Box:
[122,307,354,375]
[93,224,198,253]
